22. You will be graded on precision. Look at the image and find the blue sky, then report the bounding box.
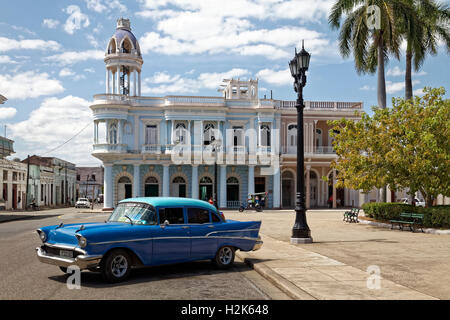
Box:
[0,0,448,165]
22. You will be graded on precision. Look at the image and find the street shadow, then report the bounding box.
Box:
[48,260,248,288]
[313,239,399,244]
[0,214,60,223]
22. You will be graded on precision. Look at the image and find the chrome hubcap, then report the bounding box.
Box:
[111,255,128,278]
[219,247,233,265]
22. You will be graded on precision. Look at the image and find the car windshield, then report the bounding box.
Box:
[78,198,88,201]
[108,202,157,225]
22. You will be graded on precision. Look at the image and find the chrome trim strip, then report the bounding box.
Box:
[44,243,87,255]
[205,228,260,237]
[89,235,260,246]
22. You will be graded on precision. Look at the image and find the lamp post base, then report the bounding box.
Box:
[290,237,313,244]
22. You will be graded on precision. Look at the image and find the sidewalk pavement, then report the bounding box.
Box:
[236,234,437,300]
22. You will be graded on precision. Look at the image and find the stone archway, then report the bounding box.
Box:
[114,172,133,206]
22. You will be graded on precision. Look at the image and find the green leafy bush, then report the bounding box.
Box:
[361,203,450,229]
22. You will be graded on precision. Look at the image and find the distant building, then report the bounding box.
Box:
[76,166,104,200]
[0,94,6,104]
[0,136,27,210]
[21,156,77,207]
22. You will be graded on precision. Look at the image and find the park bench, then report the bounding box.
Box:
[390,213,424,232]
[343,208,360,223]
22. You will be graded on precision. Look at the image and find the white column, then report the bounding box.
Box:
[104,164,113,209]
[219,165,226,208]
[332,169,337,208]
[306,166,311,209]
[191,165,199,199]
[133,164,140,198]
[116,65,120,94]
[163,164,170,197]
[133,69,137,96]
[106,69,109,93]
[358,190,366,207]
[273,167,281,208]
[112,70,116,94]
[248,165,255,195]
[138,71,141,96]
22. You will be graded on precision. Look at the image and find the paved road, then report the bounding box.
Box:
[0,208,289,300]
[226,209,450,300]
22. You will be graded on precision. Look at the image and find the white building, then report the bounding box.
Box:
[91,19,374,210]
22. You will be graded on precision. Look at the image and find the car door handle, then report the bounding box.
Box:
[207,225,214,228]
[182,226,189,229]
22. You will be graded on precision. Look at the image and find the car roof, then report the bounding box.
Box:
[119,197,218,212]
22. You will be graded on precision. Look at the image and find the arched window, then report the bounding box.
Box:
[108,39,116,54]
[174,123,187,144]
[173,176,186,183]
[227,177,240,202]
[200,176,213,184]
[145,176,158,184]
[145,176,158,197]
[260,124,271,147]
[287,124,297,150]
[121,38,132,53]
[118,176,131,183]
[203,123,215,145]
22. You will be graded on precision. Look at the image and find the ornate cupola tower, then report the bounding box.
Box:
[104,18,143,96]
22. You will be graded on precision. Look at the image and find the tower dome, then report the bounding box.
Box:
[104,18,143,96]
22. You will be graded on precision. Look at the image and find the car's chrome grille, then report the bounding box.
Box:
[43,245,80,258]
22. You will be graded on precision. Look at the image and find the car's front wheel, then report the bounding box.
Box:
[100,249,132,283]
[213,246,235,269]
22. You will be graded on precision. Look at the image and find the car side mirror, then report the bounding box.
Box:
[161,220,170,228]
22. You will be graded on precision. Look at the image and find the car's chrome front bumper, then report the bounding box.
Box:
[36,246,103,270]
[252,237,263,251]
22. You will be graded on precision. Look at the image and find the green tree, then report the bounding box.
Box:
[329,87,450,207]
[329,0,410,202]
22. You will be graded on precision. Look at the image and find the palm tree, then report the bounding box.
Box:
[329,0,408,111]
[329,0,409,202]
[399,0,450,100]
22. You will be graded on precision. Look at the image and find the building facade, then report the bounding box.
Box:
[76,166,104,201]
[91,19,371,210]
[21,156,77,207]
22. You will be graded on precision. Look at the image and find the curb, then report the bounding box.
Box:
[359,218,450,235]
[235,252,316,300]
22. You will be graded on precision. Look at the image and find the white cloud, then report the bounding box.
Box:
[387,66,428,77]
[87,34,101,48]
[0,55,16,64]
[256,68,292,86]
[137,1,333,60]
[142,68,250,94]
[360,85,374,91]
[45,50,104,65]
[386,80,420,94]
[63,5,90,35]
[413,87,426,96]
[0,36,61,52]
[59,68,75,77]
[85,0,127,13]
[42,19,60,29]
[0,107,17,120]
[9,95,98,166]
[0,71,64,100]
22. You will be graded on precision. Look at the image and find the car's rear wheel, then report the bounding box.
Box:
[213,246,235,269]
[100,249,132,283]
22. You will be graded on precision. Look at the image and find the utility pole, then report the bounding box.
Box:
[25,155,30,210]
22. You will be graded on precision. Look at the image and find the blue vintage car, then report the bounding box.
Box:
[36,197,263,282]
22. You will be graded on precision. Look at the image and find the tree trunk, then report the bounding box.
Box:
[377,39,387,110]
[377,38,387,202]
[405,44,413,100]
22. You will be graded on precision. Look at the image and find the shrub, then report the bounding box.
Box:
[361,203,450,229]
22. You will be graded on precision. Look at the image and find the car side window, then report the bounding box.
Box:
[158,207,185,224]
[211,212,221,223]
[187,207,210,224]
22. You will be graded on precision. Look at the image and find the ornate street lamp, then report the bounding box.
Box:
[289,41,313,244]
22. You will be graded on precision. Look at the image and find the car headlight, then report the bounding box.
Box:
[36,229,47,243]
[75,234,88,248]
